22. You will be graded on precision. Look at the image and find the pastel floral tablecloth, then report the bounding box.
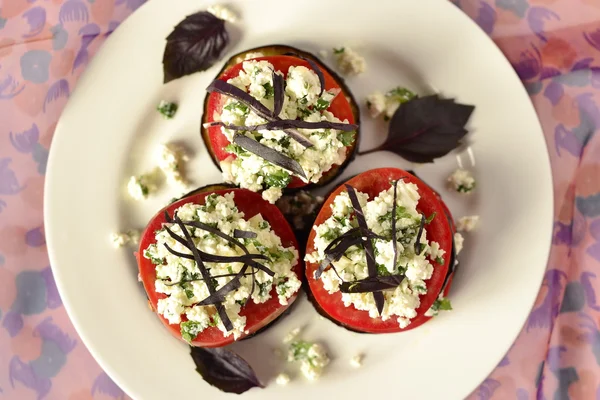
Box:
[1,0,600,399]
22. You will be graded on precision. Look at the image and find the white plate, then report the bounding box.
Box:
[45,0,553,398]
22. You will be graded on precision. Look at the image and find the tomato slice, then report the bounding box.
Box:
[305,168,454,333]
[137,188,302,347]
[204,55,356,189]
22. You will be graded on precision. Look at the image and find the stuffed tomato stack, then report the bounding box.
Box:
[305,168,455,333]
[137,185,302,347]
[201,45,360,203]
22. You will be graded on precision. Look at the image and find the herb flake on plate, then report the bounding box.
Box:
[163,11,229,83]
[359,95,475,163]
[190,346,264,394]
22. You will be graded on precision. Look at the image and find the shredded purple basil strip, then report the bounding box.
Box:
[272,71,285,117]
[163,271,254,286]
[339,275,404,293]
[345,184,385,315]
[207,79,273,119]
[172,214,234,331]
[414,215,426,255]
[233,229,257,239]
[391,181,399,272]
[163,243,265,264]
[233,134,307,180]
[196,264,250,306]
[316,235,363,280]
[205,119,357,132]
[207,78,314,148]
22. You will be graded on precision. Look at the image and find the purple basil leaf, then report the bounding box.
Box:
[233,229,257,239]
[163,11,229,83]
[361,95,474,163]
[414,215,426,255]
[233,134,307,179]
[207,79,273,119]
[190,347,264,394]
[345,184,385,314]
[340,275,404,293]
[205,119,357,132]
[272,72,285,117]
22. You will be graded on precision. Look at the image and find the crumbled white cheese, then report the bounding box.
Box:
[275,373,290,385]
[454,232,464,254]
[288,341,330,381]
[144,192,300,340]
[366,87,416,120]
[113,230,139,248]
[157,143,189,188]
[333,47,366,75]
[283,327,301,343]
[127,174,155,200]
[366,91,386,118]
[218,59,354,202]
[305,181,441,327]
[207,4,238,22]
[448,168,476,193]
[457,215,479,232]
[350,354,363,368]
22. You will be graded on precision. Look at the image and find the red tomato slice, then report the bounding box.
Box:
[305,168,453,333]
[137,188,302,347]
[205,55,356,189]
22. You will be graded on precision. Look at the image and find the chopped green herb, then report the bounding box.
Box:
[143,248,163,265]
[337,131,356,146]
[333,47,345,54]
[225,143,246,156]
[289,341,313,360]
[432,298,453,312]
[314,98,330,111]
[435,256,444,265]
[224,102,249,114]
[300,97,309,105]
[259,221,269,230]
[258,282,271,297]
[386,87,416,103]
[157,101,178,119]
[185,289,195,299]
[413,285,426,294]
[457,183,475,193]
[209,313,220,327]
[263,83,274,99]
[425,212,436,224]
[377,264,391,276]
[263,170,291,188]
[180,321,201,342]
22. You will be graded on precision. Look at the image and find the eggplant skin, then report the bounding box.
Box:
[169,183,237,205]
[200,44,361,191]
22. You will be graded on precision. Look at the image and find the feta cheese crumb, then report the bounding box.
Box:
[454,232,464,255]
[366,91,386,118]
[262,187,282,204]
[447,168,476,193]
[366,87,416,120]
[127,174,155,200]
[207,4,238,23]
[275,373,290,385]
[333,47,366,75]
[350,354,363,368]
[457,215,479,232]
[288,341,330,381]
[156,100,177,119]
[157,143,189,188]
[283,327,301,343]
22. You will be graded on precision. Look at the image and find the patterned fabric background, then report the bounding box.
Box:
[0,0,599,398]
